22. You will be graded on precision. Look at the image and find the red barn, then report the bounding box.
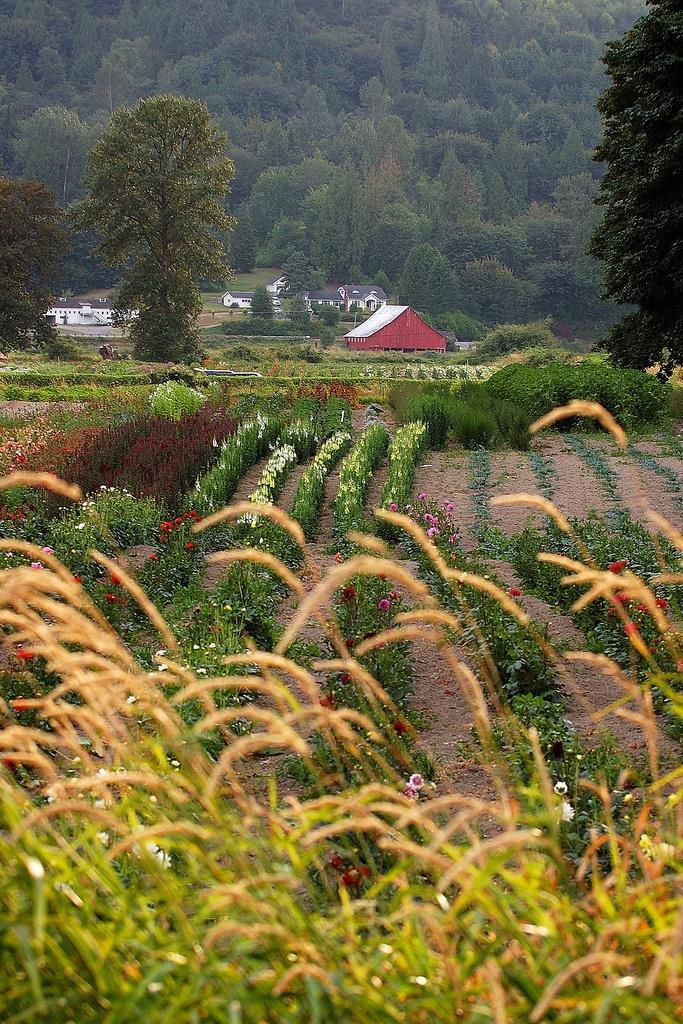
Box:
[345,305,446,353]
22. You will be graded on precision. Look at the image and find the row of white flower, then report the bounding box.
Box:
[193,414,278,515]
[361,364,493,380]
[248,444,298,506]
[290,430,353,540]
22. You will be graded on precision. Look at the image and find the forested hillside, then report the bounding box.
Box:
[0,0,645,330]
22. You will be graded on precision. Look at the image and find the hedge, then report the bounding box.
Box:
[486,363,667,427]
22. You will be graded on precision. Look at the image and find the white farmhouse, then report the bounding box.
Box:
[222,290,256,310]
[307,284,387,312]
[45,298,138,327]
[221,289,283,313]
[265,274,287,297]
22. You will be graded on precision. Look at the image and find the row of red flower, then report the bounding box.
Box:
[27,406,236,504]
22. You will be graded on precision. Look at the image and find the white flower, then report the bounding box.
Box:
[97,831,110,847]
[553,781,568,796]
[146,842,171,868]
[126,695,137,704]
[75,522,86,531]
[561,801,575,823]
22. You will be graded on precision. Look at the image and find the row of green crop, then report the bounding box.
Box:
[332,425,390,545]
[290,431,352,540]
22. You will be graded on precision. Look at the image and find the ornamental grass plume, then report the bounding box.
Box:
[0,458,680,1021]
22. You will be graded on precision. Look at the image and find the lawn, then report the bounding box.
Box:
[0,366,680,1021]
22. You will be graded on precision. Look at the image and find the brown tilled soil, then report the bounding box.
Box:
[539,438,612,519]
[399,441,683,796]
[412,449,477,548]
[489,451,543,534]
[0,400,84,418]
[591,438,683,528]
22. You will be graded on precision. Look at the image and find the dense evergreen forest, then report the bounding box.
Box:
[0,0,645,331]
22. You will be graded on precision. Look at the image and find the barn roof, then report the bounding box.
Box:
[344,305,408,339]
[223,290,254,299]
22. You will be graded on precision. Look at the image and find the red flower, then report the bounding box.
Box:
[392,719,408,736]
[341,866,371,889]
[73,575,82,584]
[344,638,355,649]
[105,592,117,603]
[174,517,183,526]
[11,698,31,710]
[609,559,628,574]
[320,695,335,709]
[110,572,122,585]
[614,592,630,604]
[334,552,343,564]
[328,853,345,870]
[15,649,35,661]
[184,542,196,551]
[508,587,523,598]
[636,603,649,613]
[148,553,158,561]
[340,672,352,684]
[160,521,173,532]
[656,598,668,609]
[624,622,640,635]
[341,585,356,604]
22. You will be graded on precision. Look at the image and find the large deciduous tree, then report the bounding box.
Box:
[590,0,683,369]
[0,177,66,351]
[74,95,234,362]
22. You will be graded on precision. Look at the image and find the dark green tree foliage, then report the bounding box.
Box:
[230,210,256,273]
[399,243,458,315]
[288,294,310,332]
[74,95,234,363]
[251,284,273,318]
[590,0,683,368]
[280,251,321,296]
[0,176,66,350]
[0,0,646,329]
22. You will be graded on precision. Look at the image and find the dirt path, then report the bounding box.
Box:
[412,449,477,549]
[490,451,543,535]
[230,456,271,505]
[278,459,310,513]
[542,439,612,520]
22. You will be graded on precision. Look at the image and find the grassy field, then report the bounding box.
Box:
[0,369,680,1020]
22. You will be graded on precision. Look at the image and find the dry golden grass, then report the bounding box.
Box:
[0,448,680,1021]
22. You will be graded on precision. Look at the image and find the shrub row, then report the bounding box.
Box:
[403,383,531,450]
[222,319,302,336]
[487,362,668,427]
